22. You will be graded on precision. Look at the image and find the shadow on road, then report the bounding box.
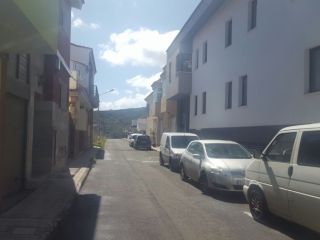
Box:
[256,215,320,240]
[53,194,101,240]
[207,190,247,204]
[185,179,247,204]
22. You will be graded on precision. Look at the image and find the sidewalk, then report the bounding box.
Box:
[0,149,94,240]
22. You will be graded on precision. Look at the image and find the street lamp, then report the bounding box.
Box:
[97,88,115,137]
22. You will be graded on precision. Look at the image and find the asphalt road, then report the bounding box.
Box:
[54,139,319,240]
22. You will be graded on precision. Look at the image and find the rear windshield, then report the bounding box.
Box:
[171,136,198,149]
[205,143,252,159]
[137,136,151,143]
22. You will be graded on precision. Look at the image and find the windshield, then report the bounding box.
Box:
[205,143,252,159]
[171,136,198,149]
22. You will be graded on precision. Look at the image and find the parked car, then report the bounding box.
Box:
[180,140,253,193]
[128,133,142,147]
[244,123,320,233]
[159,132,199,171]
[133,135,152,150]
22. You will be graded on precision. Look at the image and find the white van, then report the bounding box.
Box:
[244,123,320,233]
[159,132,199,171]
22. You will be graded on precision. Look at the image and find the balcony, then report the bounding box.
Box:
[167,71,192,100]
[149,102,161,117]
[0,0,83,55]
[91,85,99,109]
[160,99,177,115]
[166,53,192,100]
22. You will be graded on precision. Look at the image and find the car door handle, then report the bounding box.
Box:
[288,166,293,177]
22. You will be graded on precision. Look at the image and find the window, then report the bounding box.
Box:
[195,49,199,69]
[225,19,232,47]
[202,91,206,114]
[298,131,320,167]
[239,75,248,106]
[15,54,30,83]
[309,46,320,92]
[225,82,232,109]
[169,62,172,83]
[202,41,208,64]
[194,143,205,159]
[187,142,197,154]
[265,133,296,163]
[165,136,170,148]
[171,136,199,149]
[194,95,198,115]
[248,0,257,31]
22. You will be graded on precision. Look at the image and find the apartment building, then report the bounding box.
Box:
[165,0,320,150]
[159,65,177,134]
[145,80,162,146]
[0,0,84,208]
[69,43,99,159]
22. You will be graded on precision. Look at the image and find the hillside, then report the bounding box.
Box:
[94,107,147,139]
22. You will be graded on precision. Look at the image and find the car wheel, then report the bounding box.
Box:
[159,153,164,166]
[169,158,175,172]
[248,187,269,222]
[180,164,187,181]
[199,173,210,195]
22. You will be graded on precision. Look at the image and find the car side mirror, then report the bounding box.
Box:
[193,154,202,160]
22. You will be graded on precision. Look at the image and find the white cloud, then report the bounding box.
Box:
[99,28,179,66]
[72,18,84,28]
[126,72,161,91]
[90,23,100,30]
[72,16,100,30]
[100,93,147,110]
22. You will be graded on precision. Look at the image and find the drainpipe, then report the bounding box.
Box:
[0,54,8,208]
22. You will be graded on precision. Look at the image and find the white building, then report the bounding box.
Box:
[167,0,320,150]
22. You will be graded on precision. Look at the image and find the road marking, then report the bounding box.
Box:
[243,211,252,218]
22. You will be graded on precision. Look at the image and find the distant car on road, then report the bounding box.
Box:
[180,140,253,193]
[128,133,143,147]
[133,135,152,150]
[244,123,320,234]
[159,132,199,171]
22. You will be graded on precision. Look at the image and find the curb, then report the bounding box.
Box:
[73,167,91,193]
[151,146,160,152]
[48,165,92,240]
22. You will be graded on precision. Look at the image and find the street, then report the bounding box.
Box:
[54,139,319,240]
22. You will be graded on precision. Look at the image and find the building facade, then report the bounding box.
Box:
[189,0,320,150]
[0,0,84,209]
[69,43,99,159]
[145,80,162,146]
[160,0,320,151]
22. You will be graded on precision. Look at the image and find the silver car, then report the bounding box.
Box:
[179,140,253,193]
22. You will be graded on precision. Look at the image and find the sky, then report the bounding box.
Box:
[71,0,200,110]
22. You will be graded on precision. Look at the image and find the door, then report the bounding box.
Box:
[289,130,320,231]
[3,94,27,196]
[183,142,197,178]
[163,136,171,164]
[188,142,205,181]
[259,132,297,218]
